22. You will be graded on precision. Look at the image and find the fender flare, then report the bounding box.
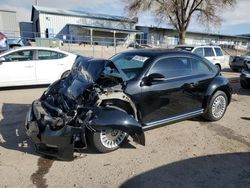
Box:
[97,91,139,120]
[202,76,232,112]
[89,107,145,146]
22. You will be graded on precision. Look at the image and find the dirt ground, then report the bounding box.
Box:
[0,69,250,188]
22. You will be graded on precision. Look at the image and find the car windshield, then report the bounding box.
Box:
[7,38,21,44]
[109,53,150,81]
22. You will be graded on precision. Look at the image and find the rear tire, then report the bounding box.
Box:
[215,64,221,72]
[203,91,228,122]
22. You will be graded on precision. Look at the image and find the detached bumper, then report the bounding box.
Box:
[25,100,85,161]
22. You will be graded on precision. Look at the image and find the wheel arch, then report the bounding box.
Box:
[99,99,139,120]
[215,63,221,71]
[202,77,232,111]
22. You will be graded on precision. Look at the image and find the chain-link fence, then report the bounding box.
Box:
[2,30,250,59]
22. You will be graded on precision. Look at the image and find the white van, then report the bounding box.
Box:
[175,45,225,71]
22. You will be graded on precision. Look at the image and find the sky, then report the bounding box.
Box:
[1,0,250,35]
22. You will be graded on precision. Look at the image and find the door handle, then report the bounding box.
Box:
[182,82,198,89]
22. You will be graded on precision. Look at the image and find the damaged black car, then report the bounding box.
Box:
[25,49,232,160]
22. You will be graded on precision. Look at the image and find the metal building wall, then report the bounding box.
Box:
[38,12,133,38]
[0,10,18,36]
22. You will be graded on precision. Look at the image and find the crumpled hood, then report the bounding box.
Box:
[61,58,108,100]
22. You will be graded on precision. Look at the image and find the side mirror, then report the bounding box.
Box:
[148,73,165,81]
[141,73,165,86]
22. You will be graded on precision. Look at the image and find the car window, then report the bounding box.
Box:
[204,47,215,57]
[38,50,66,60]
[150,57,212,78]
[149,57,193,78]
[190,58,212,75]
[111,53,150,80]
[3,50,34,62]
[193,48,204,57]
[214,47,223,56]
[175,46,194,51]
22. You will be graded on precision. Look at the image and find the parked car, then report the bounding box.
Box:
[229,52,250,72]
[7,38,25,48]
[25,49,232,160]
[240,60,250,89]
[175,45,225,71]
[0,47,78,87]
[0,32,8,53]
[127,42,152,49]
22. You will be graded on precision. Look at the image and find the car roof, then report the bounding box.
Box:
[0,46,73,55]
[117,48,198,58]
[176,45,222,48]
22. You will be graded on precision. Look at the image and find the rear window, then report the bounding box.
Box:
[38,50,66,60]
[214,47,223,56]
[204,48,215,57]
[175,46,194,51]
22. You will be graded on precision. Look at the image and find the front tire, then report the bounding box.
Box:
[88,106,130,153]
[203,91,228,121]
[89,129,127,153]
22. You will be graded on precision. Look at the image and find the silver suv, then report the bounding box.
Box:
[175,45,225,71]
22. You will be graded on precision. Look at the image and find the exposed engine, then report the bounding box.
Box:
[39,75,127,130]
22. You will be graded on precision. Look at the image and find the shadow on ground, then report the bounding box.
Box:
[0,84,49,91]
[0,103,37,155]
[120,152,250,188]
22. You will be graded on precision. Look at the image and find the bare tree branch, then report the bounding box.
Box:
[125,0,237,44]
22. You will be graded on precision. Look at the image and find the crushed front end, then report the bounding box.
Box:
[25,100,89,160]
[25,58,145,160]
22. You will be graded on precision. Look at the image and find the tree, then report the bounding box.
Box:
[125,0,236,44]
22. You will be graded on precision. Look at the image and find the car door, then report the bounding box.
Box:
[214,47,225,67]
[0,49,36,86]
[203,47,216,64]
[139,56,215,124]
[35,50,67,83]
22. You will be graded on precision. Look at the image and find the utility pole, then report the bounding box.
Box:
[35,0,39,6]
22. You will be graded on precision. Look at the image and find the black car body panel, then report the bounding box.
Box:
[240,61,250,88]
[25,49,232,160]
[203,76,232,109]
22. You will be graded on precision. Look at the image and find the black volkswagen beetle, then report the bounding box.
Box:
[25,49,232,160]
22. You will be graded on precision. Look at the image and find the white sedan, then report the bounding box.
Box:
[0,47,77,87]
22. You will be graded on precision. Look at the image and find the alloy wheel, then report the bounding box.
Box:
[212,95,226,119]
[100,129,127,149]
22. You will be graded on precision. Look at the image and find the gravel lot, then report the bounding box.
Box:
[0,69,249,188]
